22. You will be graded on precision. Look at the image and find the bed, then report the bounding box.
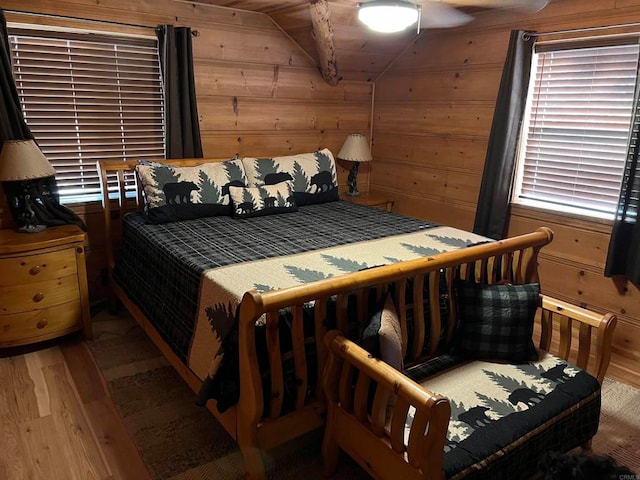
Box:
[98,155,559,480]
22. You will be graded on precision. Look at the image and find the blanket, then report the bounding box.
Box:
[188,226,490,381]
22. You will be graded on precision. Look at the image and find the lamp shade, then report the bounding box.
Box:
[337,134,372,163]
[0,139,56,181]
[358,1,419,33]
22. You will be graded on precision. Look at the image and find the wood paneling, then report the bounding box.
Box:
[2,0,372,304]
[373,0,640,378]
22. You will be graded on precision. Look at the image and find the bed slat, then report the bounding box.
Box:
[291,305,308,411]
[266,311,284,418]
[427,271,441,355]
[410,275,425,359]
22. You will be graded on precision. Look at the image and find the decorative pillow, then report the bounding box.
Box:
[135,159,248,223]
[228,181,298,219]
[362,293,403,371]
[241,148,339,206]
[453,281,540,363]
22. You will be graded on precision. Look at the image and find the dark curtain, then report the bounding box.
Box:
[0,9,85,231]
[156,25,203,159]
[473,30,536,240]
[0,11,32,143]
[605,77,640,285]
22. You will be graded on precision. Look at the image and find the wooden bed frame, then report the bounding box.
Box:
[98,158,567,479]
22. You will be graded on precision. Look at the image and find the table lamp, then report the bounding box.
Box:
[337,133,372,197]
[0,139,56,233]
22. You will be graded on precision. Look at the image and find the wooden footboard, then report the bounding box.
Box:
[320,298,617,480]
[235,227,553,478]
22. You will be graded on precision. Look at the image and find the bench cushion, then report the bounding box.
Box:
[403,351,601,479]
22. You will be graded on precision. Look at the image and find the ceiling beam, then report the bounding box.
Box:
[309,0,340,86]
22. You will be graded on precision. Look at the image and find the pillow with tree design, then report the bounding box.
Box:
[135,159,247,223]
[228,181,298,219]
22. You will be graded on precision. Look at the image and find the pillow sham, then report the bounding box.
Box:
[135,159,248,224]
[453,281,540,363]
[241,148,339,206]
[362,293,403,371]
[228,181,298,219]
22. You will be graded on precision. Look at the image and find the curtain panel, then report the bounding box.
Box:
[605,74,640,285]
[0,10,85,230]
[156,25,203,159]
[0,10,32,143]
[473,30,536,240]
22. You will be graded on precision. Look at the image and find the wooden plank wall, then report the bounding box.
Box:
[0,0,373,299]
[372,0,640,384]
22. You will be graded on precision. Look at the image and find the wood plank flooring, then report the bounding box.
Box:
[0,334,150,480]
[1,331,639,480]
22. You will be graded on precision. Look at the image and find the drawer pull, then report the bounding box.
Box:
[29,265,42,275]
[33,293,45,303]
[36,319,48,329]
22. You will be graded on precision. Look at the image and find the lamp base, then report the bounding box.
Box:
[345,190,361,197]
[18,224,46,234]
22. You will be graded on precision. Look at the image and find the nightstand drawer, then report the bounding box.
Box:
[0,247,77,287]
[0,275,79,315]
[0,300,82,346]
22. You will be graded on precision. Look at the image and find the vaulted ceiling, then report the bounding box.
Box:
[191,1,431,83]
[191,1,541,83]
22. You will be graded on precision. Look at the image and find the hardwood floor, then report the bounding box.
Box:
[1,330,639,480]
[0,334,150,480]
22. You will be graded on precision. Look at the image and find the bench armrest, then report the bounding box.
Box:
[538,295,617,384]
[322,330,449,480]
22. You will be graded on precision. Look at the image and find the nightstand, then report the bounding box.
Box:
[341,190,394,212]
[0,224,91,347]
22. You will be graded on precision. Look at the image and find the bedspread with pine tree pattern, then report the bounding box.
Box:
[188,225,489,382]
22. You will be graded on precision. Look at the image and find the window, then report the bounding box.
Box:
[512,40,640,219]
[8,28,165,204]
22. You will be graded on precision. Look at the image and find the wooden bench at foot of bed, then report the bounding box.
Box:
[320,295,616,480]
[234,228,561,479]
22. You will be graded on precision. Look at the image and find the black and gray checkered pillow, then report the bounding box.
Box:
[453,281,540,363]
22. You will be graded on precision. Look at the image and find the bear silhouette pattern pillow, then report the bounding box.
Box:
[228,181,298,219]
[453,281,540,363]
[135,160,248,223]
[241,148,339,206]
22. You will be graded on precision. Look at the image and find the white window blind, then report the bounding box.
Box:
[513,41,640,218]
[8,29,165,204]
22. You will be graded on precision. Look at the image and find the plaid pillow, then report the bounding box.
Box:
[453,281,539,363]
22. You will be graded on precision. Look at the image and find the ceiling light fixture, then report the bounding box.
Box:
[358,1,421,34]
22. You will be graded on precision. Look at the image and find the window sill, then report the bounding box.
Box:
[509,203,613,234]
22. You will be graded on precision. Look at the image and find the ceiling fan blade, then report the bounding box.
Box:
[447,0,549,12]
[419,1,474,28]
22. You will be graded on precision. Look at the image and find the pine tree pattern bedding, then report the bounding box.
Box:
[402,352,601,479]
[113,201,433,364]
[112,201,488,408]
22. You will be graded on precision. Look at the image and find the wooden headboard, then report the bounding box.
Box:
[97,157,231,276]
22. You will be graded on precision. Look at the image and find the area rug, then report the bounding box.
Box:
[88,309,640,479]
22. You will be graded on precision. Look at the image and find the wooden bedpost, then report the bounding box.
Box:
[237,290,267,480]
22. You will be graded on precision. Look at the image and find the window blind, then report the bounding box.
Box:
[8,29,165,203]
[514,42,640,217]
